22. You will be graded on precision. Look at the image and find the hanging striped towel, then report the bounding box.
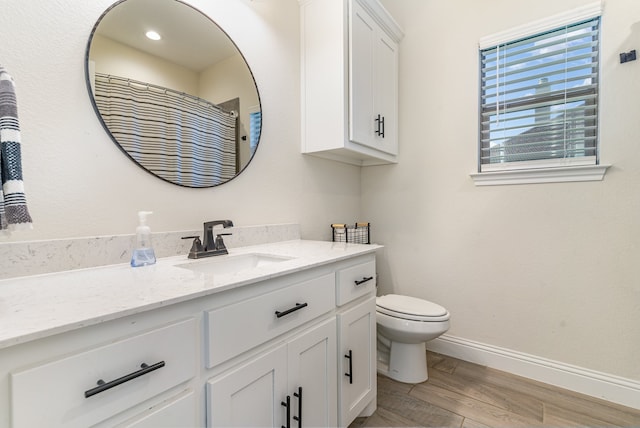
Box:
[0,65,32,232]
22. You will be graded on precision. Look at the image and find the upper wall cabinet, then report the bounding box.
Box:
[300,0,404,166]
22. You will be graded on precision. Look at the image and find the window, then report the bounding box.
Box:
[473,4,608,185]
[249,107,262,154]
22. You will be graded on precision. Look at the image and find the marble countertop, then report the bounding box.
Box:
[0,240,380,350]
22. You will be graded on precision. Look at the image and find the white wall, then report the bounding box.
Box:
[366,0,640,381]
[90,34,199,95]
[0,0,361,242]
[199,53,258,109]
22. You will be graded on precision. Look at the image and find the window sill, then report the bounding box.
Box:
[470,164,610,186]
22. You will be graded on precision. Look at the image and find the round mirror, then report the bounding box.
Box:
[85,0,261,188]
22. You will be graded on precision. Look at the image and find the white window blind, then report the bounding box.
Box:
[479,16,600,172]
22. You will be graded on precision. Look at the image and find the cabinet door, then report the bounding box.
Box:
[349,0,399,156]
[337,296,376,427]
[373,30,399,155]
[349,0,376,148]
[287,318,338,428]
[207,344,288,427]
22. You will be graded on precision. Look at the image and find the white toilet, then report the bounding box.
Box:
[376,294,450,383]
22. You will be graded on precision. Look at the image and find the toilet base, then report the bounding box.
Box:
[377,341,429,384]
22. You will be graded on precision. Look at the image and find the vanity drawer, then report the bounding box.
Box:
[336,260,376,306]
[114,389,197,428]
[11,318,197,428]
[205,273,335,368]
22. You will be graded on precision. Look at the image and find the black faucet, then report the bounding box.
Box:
[203,220,234,252]
[182,220,234,259]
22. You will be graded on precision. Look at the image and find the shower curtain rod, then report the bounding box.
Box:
[95,72,236,116]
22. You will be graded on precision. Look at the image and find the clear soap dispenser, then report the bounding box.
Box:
[131,211,157,267]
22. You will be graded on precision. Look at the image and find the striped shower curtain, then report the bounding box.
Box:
[94,73,237,187]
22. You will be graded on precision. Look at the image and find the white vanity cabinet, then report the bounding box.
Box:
[206,318,337,427]
[338,297,377,426]
[335,260,377,426]
[0,241,379,428]
[205,255,376,428]
[300,0,403,166]
[204,270,338,427]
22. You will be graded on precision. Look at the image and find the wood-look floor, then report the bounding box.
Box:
[350,351,640,427]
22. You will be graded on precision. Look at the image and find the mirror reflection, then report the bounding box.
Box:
[86,0,261,188]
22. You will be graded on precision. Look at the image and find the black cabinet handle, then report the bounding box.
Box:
[354,276,374,286]
[293,386,302,428]
[281,395,291,428]
[84,361,165,398]
[375,114,385,138]
[345,350,353,384]
[275,302,308,319]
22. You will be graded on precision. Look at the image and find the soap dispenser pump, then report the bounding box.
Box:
[131,211,157,267]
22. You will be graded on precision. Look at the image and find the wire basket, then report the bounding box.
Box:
[331,222,370,244]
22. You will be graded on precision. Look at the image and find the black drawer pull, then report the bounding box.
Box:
[345,350,353,384]
[275,302,308,319]
[84,361,165,398]
[293,386,302,428]
[281,395,291,428]
[374,114,385,138]
[354,276,374,286]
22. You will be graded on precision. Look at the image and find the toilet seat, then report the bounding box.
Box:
[377,294,449,322]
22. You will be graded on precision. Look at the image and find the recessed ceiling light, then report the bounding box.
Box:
[145,31,161,41]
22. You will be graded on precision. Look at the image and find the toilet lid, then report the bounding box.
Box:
[376,294,449,321]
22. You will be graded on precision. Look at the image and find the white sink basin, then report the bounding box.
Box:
[175,253,292,276]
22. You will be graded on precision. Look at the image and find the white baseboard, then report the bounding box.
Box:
[427,334,640,411]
